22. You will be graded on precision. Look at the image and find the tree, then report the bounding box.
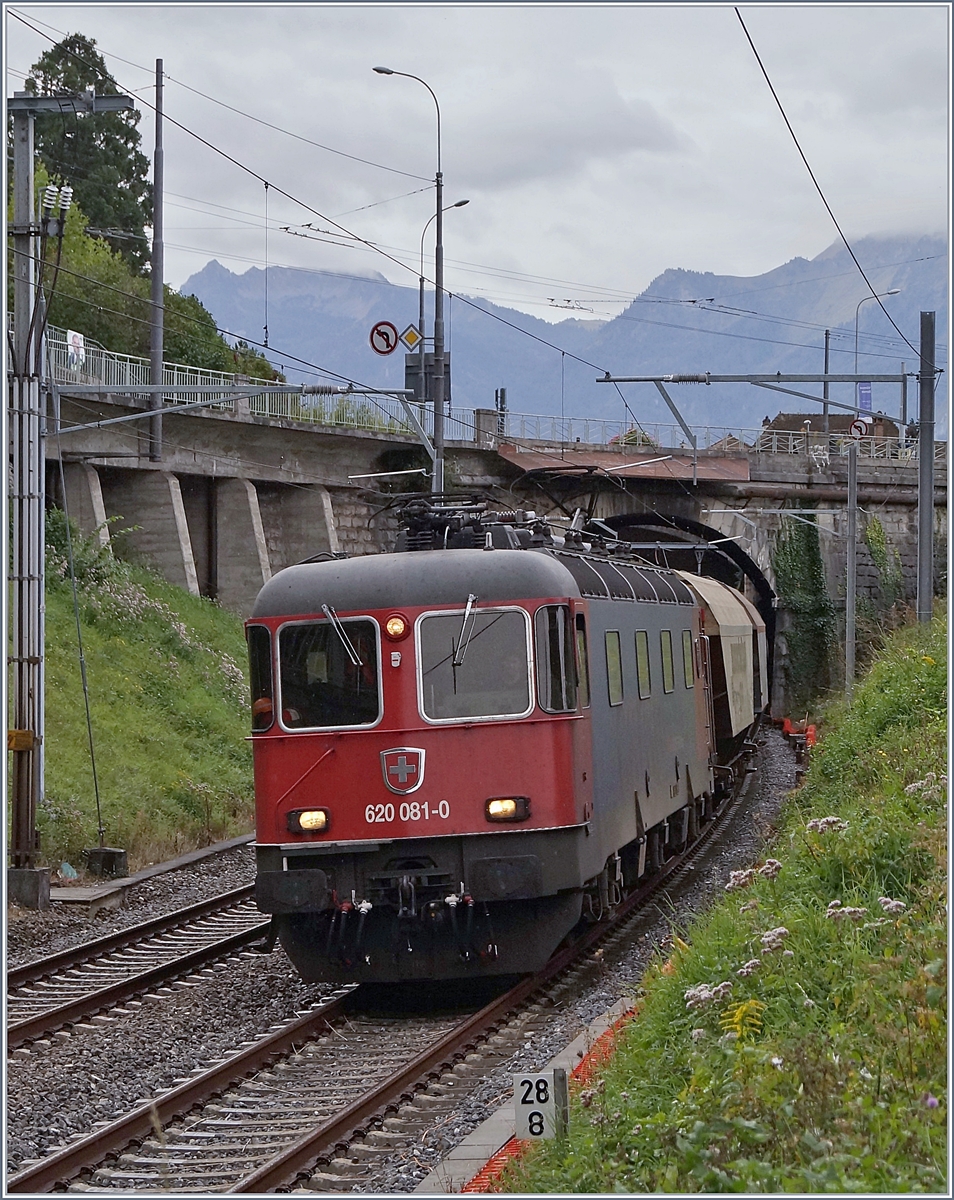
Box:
[25,33,153,273]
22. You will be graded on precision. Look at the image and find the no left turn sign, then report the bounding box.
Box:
[849,419,868,438]
[369,321,399,356]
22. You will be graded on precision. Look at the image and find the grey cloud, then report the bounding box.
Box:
[450,83,688,189]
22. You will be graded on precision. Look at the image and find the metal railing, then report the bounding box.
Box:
[495,412,946,463]
[42,325,944,462]
[45,326,248,408]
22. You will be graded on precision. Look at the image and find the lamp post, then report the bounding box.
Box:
[846,287,899,702]
[374,67,448,494]
[854,289,901,375]
[417,200,468,420]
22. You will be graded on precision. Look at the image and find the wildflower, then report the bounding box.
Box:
[803,998,816,1009]
[782,949,794,958]
[827,903,867,922]
[859,1067,873,1080]
[720,1030,739,1043]
[878,896,906,915]
[760,926,790,952]
[739,899,759,913]
[684,980,733,1010]
[736,959,761,977]
[806,816,848,833]
[771,1056,784,1069]
[863,919,888,929]
[758,859,782,879]
[691,1028,706,1042]
[725,868,756,891]
[580,1089,594,1108]
[923,1093,939,1109]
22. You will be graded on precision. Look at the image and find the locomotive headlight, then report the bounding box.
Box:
[287,808,330,833]
[384,613,410,641]
[485,796,530,822]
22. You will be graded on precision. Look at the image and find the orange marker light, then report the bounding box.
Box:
[385,613,409,640]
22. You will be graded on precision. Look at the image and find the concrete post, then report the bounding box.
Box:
[845,442,857,702]
[917,312,935,623]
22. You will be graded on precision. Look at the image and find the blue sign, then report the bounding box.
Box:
[857,381,872,412]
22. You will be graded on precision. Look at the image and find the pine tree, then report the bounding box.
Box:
[25,32,153,273]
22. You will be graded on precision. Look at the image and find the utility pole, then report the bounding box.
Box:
[432,166,445,493]
[7,90,134,908]
[149,59,164,461]
[822,329,830,433]
[916,312,936,623]
[9,99,44,905]
[845,442,858,702]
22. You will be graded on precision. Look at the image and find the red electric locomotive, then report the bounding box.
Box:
[247,502,768,983]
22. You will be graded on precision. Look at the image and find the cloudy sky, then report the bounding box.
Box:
[5,3,950,321]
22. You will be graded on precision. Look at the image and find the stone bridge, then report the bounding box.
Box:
[52,376,946,714]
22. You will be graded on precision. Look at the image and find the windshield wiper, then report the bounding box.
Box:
[452,594,479,668]
[321,604,363,667]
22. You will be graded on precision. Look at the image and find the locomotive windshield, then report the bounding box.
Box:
[418,608,532,721]
[278,619,380,729]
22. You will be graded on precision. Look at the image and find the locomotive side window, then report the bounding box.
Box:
[247,625,274,732]
[575,614,591,708]
[660,630,675,693]
[534,605,578,712]
[682,629,694,688]
[605,631,624,706]
[635,630,651,699]
[419,608,531,721]
[278,619,380,729]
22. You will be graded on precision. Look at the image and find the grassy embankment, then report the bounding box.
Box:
[503,615,947,1193]
[25,512,254,870]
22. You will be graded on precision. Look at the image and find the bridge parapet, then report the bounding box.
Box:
[45,324,944,466]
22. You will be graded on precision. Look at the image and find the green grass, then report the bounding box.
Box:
[503,615,947,1193]
[19,512,254,869]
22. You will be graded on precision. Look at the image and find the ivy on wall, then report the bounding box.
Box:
[771,511,836,712]
[863,515,903,609]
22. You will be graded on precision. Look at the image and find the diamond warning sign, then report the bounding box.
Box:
[400,324,422,351]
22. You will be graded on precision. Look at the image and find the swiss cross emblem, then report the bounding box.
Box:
[381,747,426,795]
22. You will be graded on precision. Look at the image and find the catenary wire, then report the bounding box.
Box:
[7,7,431,182]
[734,7,920,360]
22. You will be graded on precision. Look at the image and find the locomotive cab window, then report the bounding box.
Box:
[535,605,578,712]
[605,630,624,706]
[247,625,274,732]
[575,614,590,708]
[278,619,380,729]
[635,630,651,699]
[418,607,531,721]
[660,630,675,694]
[682,629,695,688]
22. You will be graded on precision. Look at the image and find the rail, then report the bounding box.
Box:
[43,325,945,461]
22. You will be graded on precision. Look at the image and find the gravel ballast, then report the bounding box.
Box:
[6,730,796,1189]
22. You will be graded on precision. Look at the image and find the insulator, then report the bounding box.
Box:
[42,184,59,214]
[58,186,74,213]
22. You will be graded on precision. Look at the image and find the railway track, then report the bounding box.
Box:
[7,886,269,1048]
[8,751,763,1194]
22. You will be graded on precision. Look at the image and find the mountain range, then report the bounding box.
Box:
[183,234,948,436]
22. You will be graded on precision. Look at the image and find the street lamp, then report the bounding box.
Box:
[417,200,468,416]
[854,288,902,373]
[374,66,448,493]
